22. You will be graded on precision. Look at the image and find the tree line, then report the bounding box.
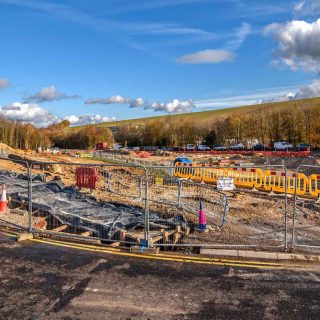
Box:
[1,100,320,150]
[0,117,50,150]
[43,121,113,149]
[114,101,320,148]
[0,117,113,150]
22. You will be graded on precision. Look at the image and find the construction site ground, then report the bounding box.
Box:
[1,231,320,320]
[1,144,320,251]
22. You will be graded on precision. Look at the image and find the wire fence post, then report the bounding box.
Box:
[291,168,298,250]
[138,176,142,197]
[177,179,182,207]
[27,164,32,233]
[284,166,288,250]
[144,167,150,248]
[106,172,111,192]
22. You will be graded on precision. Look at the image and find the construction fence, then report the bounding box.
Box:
[1,158,320,252]
[176,150,311,157]
[174,162,320,198]
[93,151,173,168]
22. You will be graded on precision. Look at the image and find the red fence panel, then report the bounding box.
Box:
[75,167,99,189]
[175,150,311,157]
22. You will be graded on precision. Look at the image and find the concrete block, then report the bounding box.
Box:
[200,248,238,257]
[237,250,278,260]
[200,248,320,262]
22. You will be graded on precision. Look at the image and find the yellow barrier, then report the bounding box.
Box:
[309,174,320,197]
[263,171,307,195]
[287,173,308,196]
[224,168,265,189]
[174,163,318,198]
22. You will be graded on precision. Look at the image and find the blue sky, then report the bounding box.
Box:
[0,0,320,126]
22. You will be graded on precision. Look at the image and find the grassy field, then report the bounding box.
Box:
[74,97,320,129]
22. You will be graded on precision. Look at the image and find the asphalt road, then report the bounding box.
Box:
[1,232,320,320]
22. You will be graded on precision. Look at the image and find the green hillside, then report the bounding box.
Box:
[74,97,320,129]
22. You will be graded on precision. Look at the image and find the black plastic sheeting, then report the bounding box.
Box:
[0,171,43,196]
[1,171,188,239]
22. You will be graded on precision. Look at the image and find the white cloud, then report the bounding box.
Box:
[263,92,295,103]
[263,80,320,101]
[1,0,215,43]
[86,94,194,113]
[25,85,80,103]
[293,0,320,16]
[177,49,234,64]
[176,22,250,65]
[265,18,320,71]
[130,97,145,107]
[144,99,195,113]
[294,79,320,99]
[195,92,279,109]
[226,22,251,50]
[0,101,117,127]
[0,102,60,127]
[85,95,128,104]
[64,114,116,126]
[110,0,212,14]
[0,78,10,89]
[294,0,306,11]
[85,95,144,107]
[195,80,320,109]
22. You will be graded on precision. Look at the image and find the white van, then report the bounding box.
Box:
[274,142,293,150]
[197,145,210,151]
[230,143,244,150]
[186,144,196,151]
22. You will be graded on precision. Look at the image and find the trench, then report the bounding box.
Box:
[0,171,190,247]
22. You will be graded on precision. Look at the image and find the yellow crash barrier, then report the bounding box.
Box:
[309,174,320,197]
[174,163,317,198]
[287,173,308,196]
[224,167,265,189]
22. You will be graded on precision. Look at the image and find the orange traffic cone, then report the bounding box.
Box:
[0,184,8,212]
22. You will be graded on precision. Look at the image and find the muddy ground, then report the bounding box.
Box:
[1,145,320,249]
[1,232,320,320]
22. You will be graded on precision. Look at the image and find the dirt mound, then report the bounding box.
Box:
[50,164,64,174]
[229,155,244,160]
[0,143,14,156]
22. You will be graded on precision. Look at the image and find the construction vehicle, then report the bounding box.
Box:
[95,142,108,150]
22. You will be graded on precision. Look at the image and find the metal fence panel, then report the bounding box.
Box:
[179,180,228,228]
[145,166,228,247]
[292,165,320,251]
[29,162,148,246]
[103,167,144,199]
[0,157,33,231]
[0,156,301,252]
[172,164,288,250]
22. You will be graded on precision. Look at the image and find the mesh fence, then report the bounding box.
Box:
[0,158,33,231]
[5,158,320,252]
[291,165,320,251]
[28,162,148,245]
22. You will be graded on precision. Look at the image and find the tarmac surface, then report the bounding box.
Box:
[1,231,320,320]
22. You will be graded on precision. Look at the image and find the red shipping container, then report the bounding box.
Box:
[95,142,108,150]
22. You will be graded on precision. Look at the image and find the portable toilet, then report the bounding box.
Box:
[173,157,193,178]
[174,157,192,166]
